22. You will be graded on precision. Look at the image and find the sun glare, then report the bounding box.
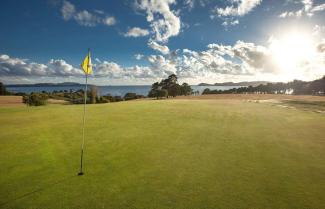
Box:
[269,31,316,80]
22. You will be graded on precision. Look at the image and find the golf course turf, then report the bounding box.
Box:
[0,98,324,208]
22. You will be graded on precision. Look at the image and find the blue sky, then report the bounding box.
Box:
[1,0,325,85]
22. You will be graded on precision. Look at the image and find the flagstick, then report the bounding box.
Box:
[78,51,89,176]
[78,73,88,176]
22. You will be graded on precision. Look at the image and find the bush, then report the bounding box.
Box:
[114,96,123,102]
[96,96,110,103]
[180,83,192,96]
[23,93,48,106]
[95,94,124,103]
[202,88,210,94]
[124,92,137,100]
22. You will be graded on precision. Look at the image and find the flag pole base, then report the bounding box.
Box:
[78,172,84,176]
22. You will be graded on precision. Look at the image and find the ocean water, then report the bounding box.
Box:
[7,85,240,96]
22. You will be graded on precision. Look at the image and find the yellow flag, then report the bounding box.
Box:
[81,51,92,75]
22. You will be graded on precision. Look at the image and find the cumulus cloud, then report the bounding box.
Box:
[135,0,181,43]
[47,59,83,76]
[124,27,150,37]
[211,0,261,28]
[95,60,170,79]
[0,54,82,77]
[0,54,171,80]
[148,41,170,54]
[147,54,177,75]
[279,0,325,18]
[180,43,255,77]
[214,0,262,17]
[2,37,324,82]
[73,10,101,27]
[231,41,275,72]
[61,0,116,27]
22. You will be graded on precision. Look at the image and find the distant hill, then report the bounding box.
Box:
[198,81,269,87]
[6,82,84,87]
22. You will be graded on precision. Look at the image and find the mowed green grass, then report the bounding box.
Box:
[0,99,324,209]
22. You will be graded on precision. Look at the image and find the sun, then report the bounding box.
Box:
[269,30,316,80]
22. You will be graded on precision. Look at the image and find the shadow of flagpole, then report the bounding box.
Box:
[0,174,77,207]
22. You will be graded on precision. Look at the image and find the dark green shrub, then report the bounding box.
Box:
[23,93,48,106]
[114,96,123,102]
[124,92,137,100]
[97,96,110,103]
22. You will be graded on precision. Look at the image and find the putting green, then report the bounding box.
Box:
[0,99,324,209]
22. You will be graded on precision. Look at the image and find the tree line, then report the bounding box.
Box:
[0,82,146,106]
[0,82,10,95]
[203,76,325,95]
[148,74,193,98]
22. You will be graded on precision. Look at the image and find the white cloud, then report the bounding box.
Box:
[124,27,150,37]
[180,44,254,77]
[279,0,325,18]
[61,1,116,27]
[2,32,324,83]
[103,16,116,26]
[214,0,262,17]
[74,10,101,27]
[211,0,261,28]
[135,0,181,43]
[95,59,170,79]
[222,19,239,26]
[134,54,145,60]
[94,10,104,15]
[0,54,82,77]
[311,3,325,12]
[48,59,83,76]
[0,54,171,80]
[61,0,75,20]
[179,36,325,81]
[147,54,177,75]
[148,41,170,54]
[312,25,325,36]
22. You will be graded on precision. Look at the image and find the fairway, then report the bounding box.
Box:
[0,99,324,209]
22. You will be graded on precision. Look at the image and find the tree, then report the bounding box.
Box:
[180,83,192,95]
[0,82,8,95]
[168,84,181,97]
[148,82,160,98]
[168,74,177,84]
[202,88,211,94]
[157,89,168,98]
[148,74,184,98]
